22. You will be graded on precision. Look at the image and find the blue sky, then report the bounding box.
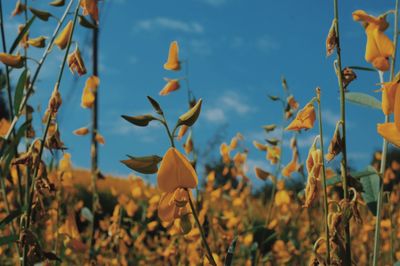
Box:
[2,0,398,186]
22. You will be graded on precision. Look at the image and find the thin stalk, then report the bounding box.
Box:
[316,87,331,265]
[88,16,99,262]
[333,0,351,263]
[186,189,216,266]
[372,2,398,263]
[22,2,81,265]
[2,0,74,144]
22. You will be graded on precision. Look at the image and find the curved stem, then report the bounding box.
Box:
[22,1,81,264]
[316,87,331,265]
[186,189,216,266]
[333,0,351,263]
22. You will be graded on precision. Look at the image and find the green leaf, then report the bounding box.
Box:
[345,92,381,110]
[268,95,280,101]
[121,114,156,127]
[14,69,28,115]
[78,15,97,29]
[147,96,163,115]
[347,66,376,72]
[266,138,279,146]
[0,209,22,229]
[326,168,378,187]
[9,16,35,54]
[29,8,52,21]
[224,237,237,266]
[394,261,400,266]
[121,155,162,174]
[2,122,29,179]
[177,98,202,127]
[0,235,18,246]
[263,124,276,132]
[359,166,380,215]
[49,0,65,7]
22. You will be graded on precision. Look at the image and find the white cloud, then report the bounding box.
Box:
[134,17,204,34]
[204,107,226,123]
[322,109,340,127]
[203,91,254,123]
[200,0,227,7]
[256,35,279,53]
[190,39,212,56]
[221,91,252,115]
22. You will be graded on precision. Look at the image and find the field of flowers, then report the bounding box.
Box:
[0,0,400,265]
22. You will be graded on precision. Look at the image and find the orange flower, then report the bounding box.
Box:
[177,125,188,140]
[80,0,99,23]
[81,76,99,108]
[353,10,394,71]
[0,118,11,137]
[0,53,24,68]
[286,95,299,110]
[68,46,86,76]
[281,150,300,177]
[73,127,89,136]
[285,103,316,131]
[266,145,280,165]
[157,148,197,222]
[381,81,398,115]
[54,20,73,50]
[12,0,26,16]
[164,41,180,71]
[159,78,180,96]
[377,123,400,147]
[26,36,47,48]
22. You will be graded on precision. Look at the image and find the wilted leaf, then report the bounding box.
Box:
[121,155,162,174]
[177,98,202,127]
[345,92,381,110]
[29,8,52,21]
[121,114,157,127]
[42,251,62,262]
[254,167,274,181]
[147,96,163,115]
[78,15,97,29]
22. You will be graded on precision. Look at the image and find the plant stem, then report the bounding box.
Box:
[2,0,74,144]
[22,1,81,265]
[333,0,351,264]
[186,189,216,266]
[316,87,331,265]
[372,2,398,263]
[89,15,99,262]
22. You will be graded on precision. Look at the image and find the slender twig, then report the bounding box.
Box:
[22,1,81,265]
[186,189,216,266]
[372,2,398,264]
[316,87,331,265]
[88,15,99,262]
[333,0,351,263]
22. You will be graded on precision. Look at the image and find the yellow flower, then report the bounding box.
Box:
[164,41,180,71]
[0,53,24,68]
[285,103,316,131]
[81,76,99,108]
[377,123,400,147]
[353,10,394,71]
[381,81,398,115]
[26,36,47,48]
[266,145,280,165]
[281,150,300,177]
[73,127,89,136]
[80,0,99,23]
[157,148,198,222]
[159,78,180,96]
[12,0,26,16]
[68,46,86,76]
[54,20,73,50]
